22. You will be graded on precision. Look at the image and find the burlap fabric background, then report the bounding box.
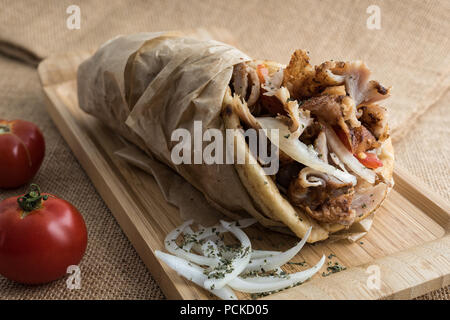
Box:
[0,0,448,299]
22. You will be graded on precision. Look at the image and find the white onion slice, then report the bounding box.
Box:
[165,220,218,266]
[207,234,225,246]
[157,220,324,300]
[330,152,348,173]
[155,250,237,300]
[201,242,281,267]
[181,218,256,253]
[228,255,325,293]
[204,221,252,290]
[257,117,356,185]
[251,250,281,259]
[201,240,219,258]
[182,226,202,253]
[324,124,375,184]
[244,226,311,273]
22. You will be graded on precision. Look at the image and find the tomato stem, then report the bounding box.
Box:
[17,184,48,216]
[0,124,10,134]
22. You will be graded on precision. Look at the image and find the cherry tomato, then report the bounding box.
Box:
[0,184,88,284]
[334,126,383,169]
[356,152,383,169]
[0,120,45,189]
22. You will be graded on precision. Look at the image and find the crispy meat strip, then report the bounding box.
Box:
[282,50,343,99]
[232,62,261,108]
[288,167,356,225]
[349,125,380,155]
[359,104,389,142]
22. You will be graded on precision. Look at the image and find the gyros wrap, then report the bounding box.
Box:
[77,32,394,243]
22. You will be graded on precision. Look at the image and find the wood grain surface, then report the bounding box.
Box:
[37,29,450,300]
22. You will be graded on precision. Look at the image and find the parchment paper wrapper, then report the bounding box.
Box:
[114,145,227,226]
[78,31,373,241]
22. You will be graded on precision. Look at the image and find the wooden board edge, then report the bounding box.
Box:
[37,50,94,87]
[261,234,450,300]
[393,165,450,233]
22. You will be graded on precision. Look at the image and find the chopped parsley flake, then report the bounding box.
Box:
[321,261,347,277]
[287,261,307,266]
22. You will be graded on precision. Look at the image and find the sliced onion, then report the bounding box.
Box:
[157,220,323,300]
[178,219,256,263]
[184,225,214,255]
[164,220,218,266]
[244,226,311,273]
[201,241,281,266]
[182,226,202,253]
[182,218,256,251]
[251,250,281,259]
[155,250,237,300]
[204,221,252,290]
[324,124,375,184]
[201,240,219,258]
[257,117,356,185]
[228,255,325,293]
[204,234,225,250]
[330,152,348,173]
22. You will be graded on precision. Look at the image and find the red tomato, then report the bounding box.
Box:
[0,120,45,189]
[0,184,88,284]
[334,126,383,169]
[356,152,383,169]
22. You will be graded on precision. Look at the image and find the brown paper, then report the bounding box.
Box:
[114,145,230,226]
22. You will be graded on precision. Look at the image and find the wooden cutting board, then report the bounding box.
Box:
[37,28,450,300]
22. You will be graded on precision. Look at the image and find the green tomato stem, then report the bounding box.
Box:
[17,184,48,218]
